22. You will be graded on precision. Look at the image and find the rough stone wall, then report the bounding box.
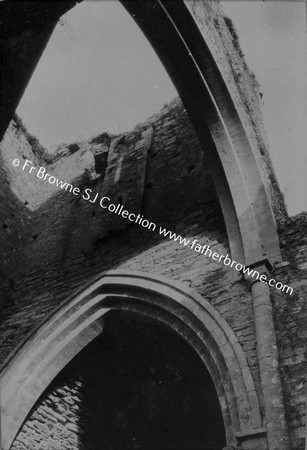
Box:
[0,98,305,449]
[272,214,307,449]
[0,98,261,405]
[0,100,260,381]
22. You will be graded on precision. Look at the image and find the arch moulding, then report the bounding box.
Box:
[0,0,282,267]
[0,270,265,449]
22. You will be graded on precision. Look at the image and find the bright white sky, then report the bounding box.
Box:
[16,1,306,216]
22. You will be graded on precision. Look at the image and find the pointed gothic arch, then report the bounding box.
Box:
[0,271,264,449]
[0,0,282,269]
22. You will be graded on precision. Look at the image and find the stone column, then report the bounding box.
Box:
[247,263,289,450]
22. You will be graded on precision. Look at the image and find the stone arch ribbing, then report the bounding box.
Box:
[0,271,263,449]
[0,0,282,268]
[119,0,282,267]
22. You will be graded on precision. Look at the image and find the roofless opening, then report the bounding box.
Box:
[12,310,226,450]
[15,1,177,151]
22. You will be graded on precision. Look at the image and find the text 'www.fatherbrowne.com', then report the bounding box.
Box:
[14,158,294,296]
[159,227,293,295]
[158,227,293,295]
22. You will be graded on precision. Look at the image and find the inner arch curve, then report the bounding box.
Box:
[0,270,263,449]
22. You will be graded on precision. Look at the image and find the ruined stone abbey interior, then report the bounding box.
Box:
[0,1,306,450]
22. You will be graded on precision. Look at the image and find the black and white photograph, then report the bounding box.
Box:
[0,1,306,449]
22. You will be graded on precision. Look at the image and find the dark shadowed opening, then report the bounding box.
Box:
[12,310,226,450]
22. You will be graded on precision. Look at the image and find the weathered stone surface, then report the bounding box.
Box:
[0,3,305,446]
[0,96,305,449]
